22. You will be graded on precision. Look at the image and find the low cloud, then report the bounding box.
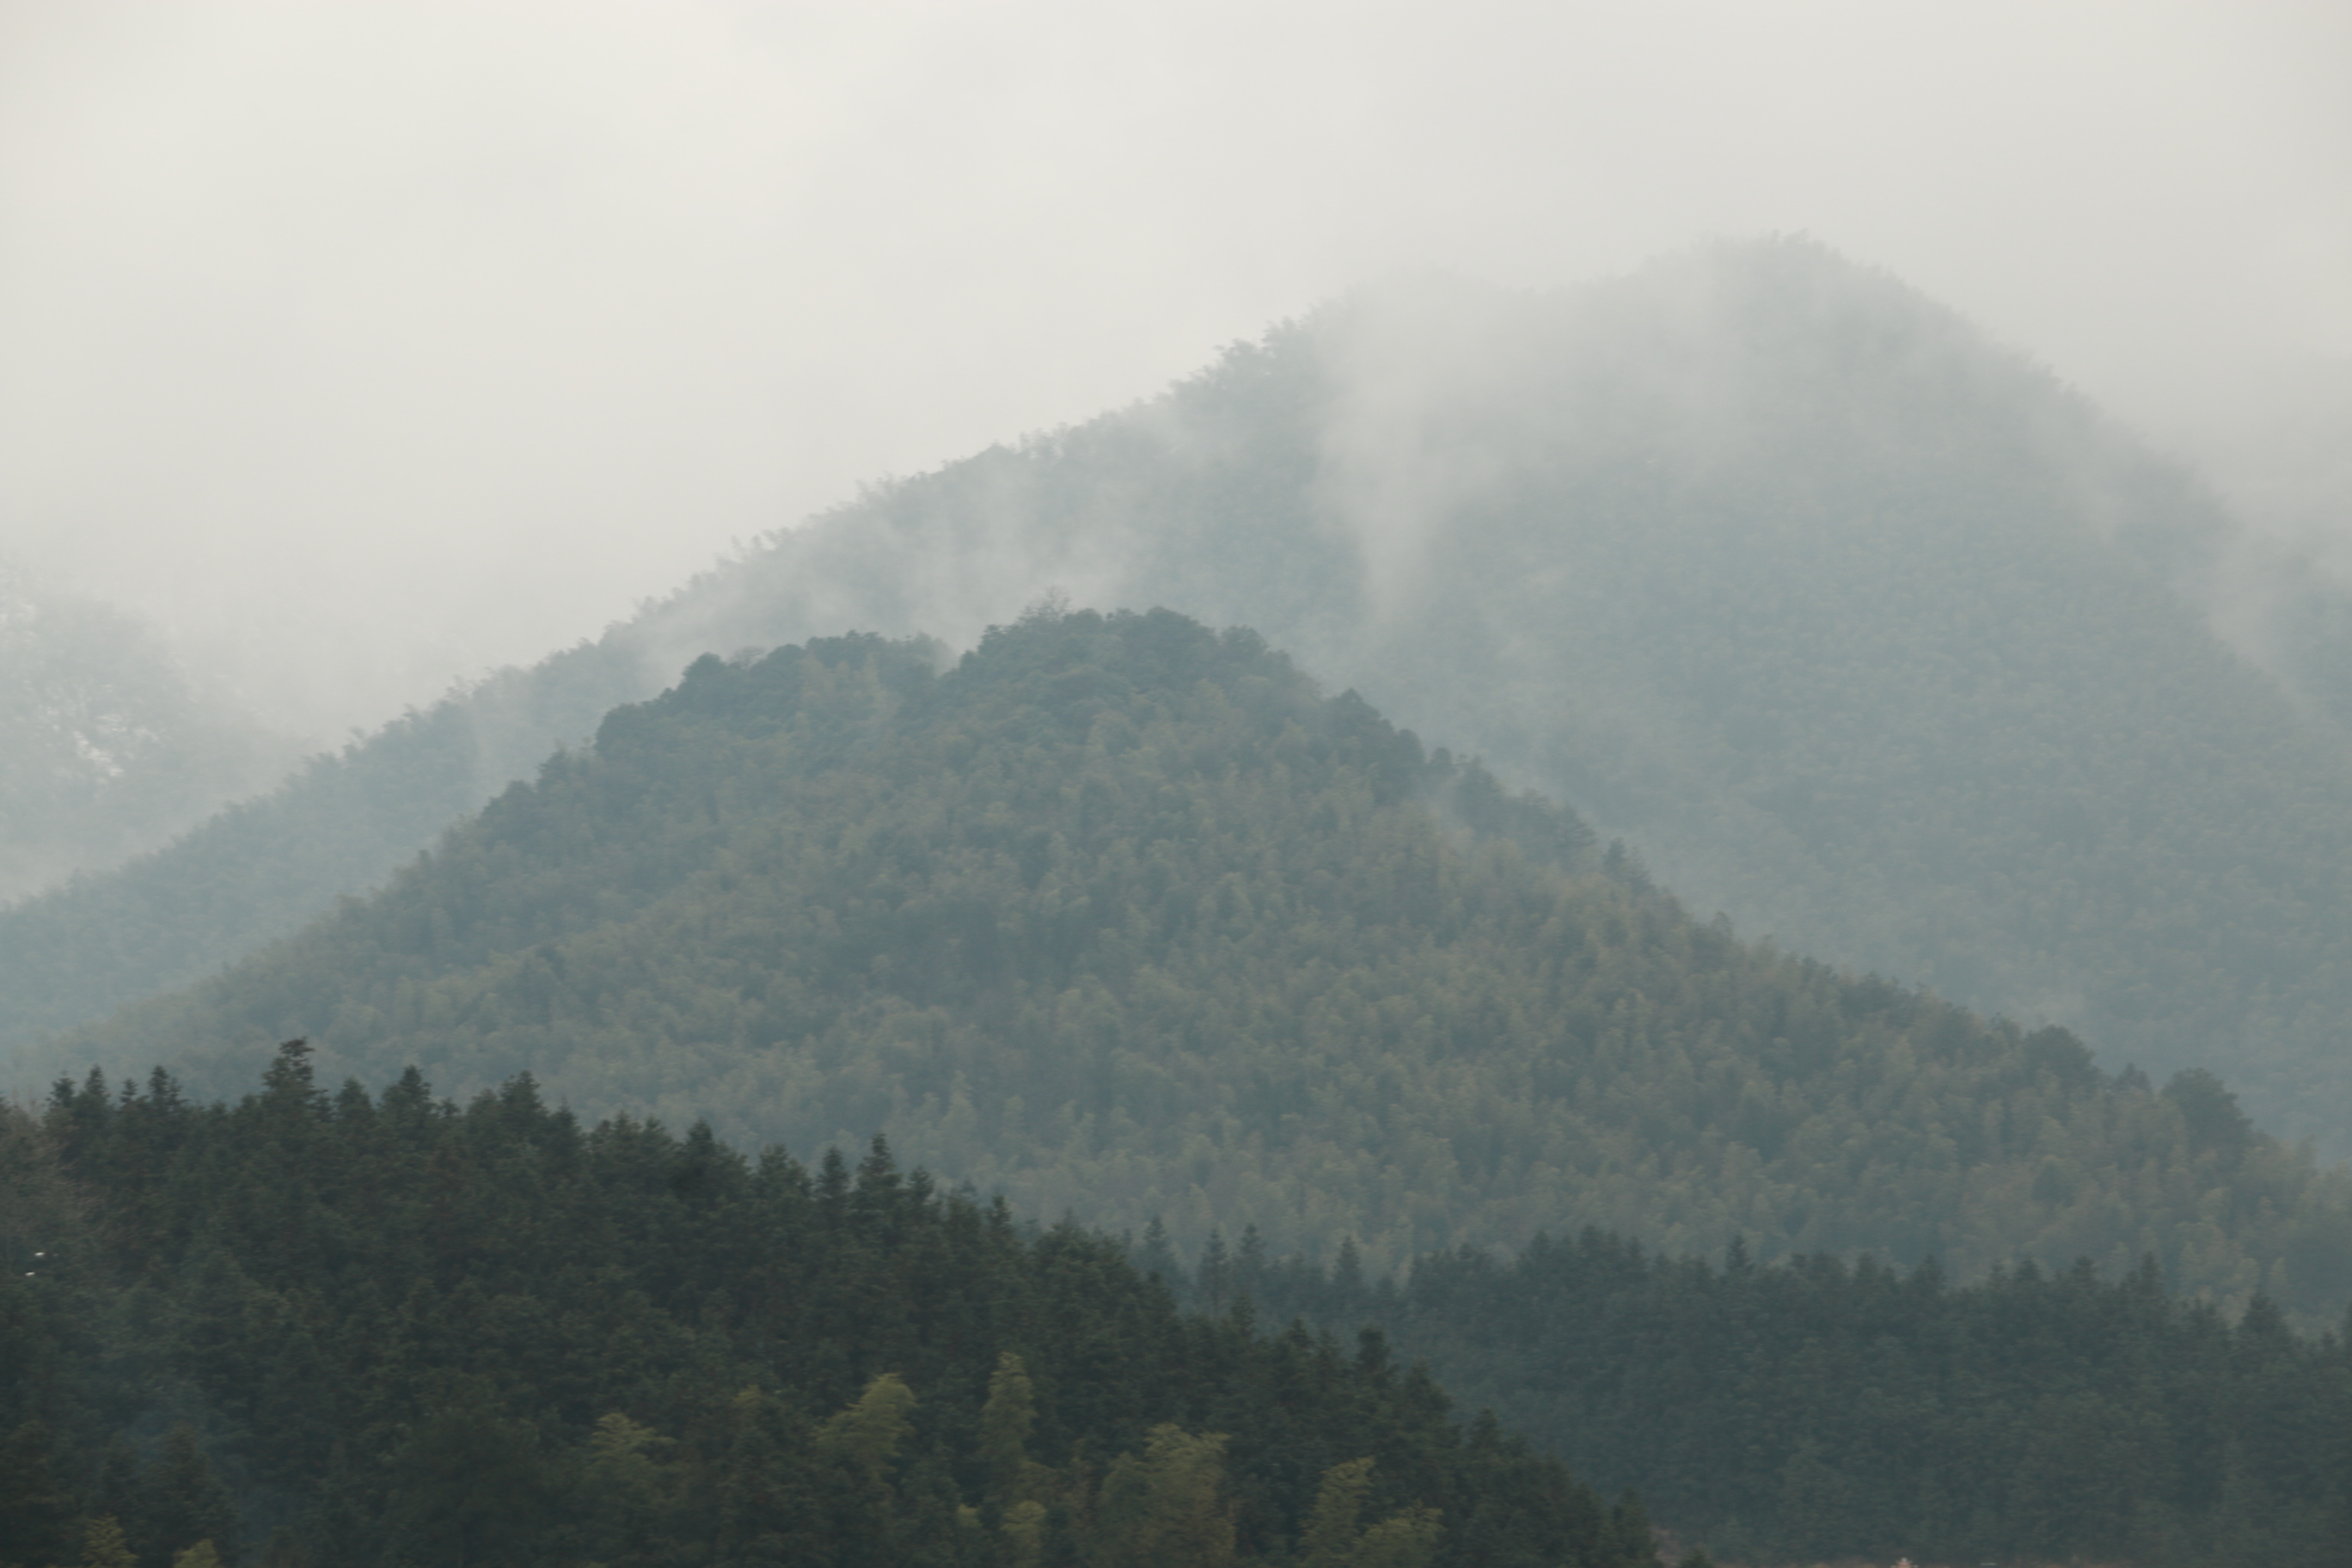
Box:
[1,1,2344,737]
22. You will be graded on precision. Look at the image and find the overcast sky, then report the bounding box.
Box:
[3,1,2347,738]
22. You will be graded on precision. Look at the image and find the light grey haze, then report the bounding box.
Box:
[2,0,2348,740]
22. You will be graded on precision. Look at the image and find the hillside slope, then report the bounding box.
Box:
[5,1045,1657,1568]
[11,238,2352,1157]
[1210,1232,2352,1567]
[0,641,644,1046]
[640,245,2352,1154]
[45,610,2352,1321]
[0,567,301,903]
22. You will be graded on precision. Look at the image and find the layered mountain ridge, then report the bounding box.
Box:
[40,609,2352,1323]
[9,238,2352,1160]
[0,567,302,905]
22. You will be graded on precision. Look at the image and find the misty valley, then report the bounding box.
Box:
[3,242,2349,1568]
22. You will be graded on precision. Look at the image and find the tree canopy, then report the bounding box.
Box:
[44,609,2352,1325]
[3,1048,1654,1568]
[18,241,2352,1161]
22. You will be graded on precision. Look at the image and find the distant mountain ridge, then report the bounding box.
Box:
[613,242,2352,1156]
[0,566,302,904]
[0,638,647,1045]
[10,237,2352,1159]
[40,610,2352,1325]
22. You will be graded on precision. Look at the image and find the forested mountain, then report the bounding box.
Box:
[40,610,2352,1325]
[9,239,2352,1159]
[0,567,301,906]
[0,642,642,1046]
[2222,532,2352,738]
[2,1044,1661,1568]
[1213,1232,2352,1567]
[629,244,2352,1158]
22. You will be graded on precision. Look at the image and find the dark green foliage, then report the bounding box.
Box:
[430,237,2352,1166]
[2,1049,1652,1568]
[1233,1233,2352,1568]
[0,1419,86,1568]
[138,1425,241,1568]
[2165,1066,2255,1160]
[30,611,2350,1339]
[45,610,2352,1325]
[616,243,2352,1159]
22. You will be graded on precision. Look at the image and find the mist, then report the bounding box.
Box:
[3,0,2347,741]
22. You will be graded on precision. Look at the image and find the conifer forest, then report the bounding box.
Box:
[6,243,2352,1568]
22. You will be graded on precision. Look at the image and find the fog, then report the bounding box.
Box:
[2,0,2346,741]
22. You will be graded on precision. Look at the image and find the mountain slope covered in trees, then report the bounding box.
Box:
[640,244,2352,1155]
[0,643,643,1049]
[3,1044,1659,1568]
[1216,1231,2352,1568]
[8,240,2352,1159]
[41,611,2352,1324]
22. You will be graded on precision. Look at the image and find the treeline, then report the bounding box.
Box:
[44,610,2352,1325]
[1186,1228,2352,1567]
[46,609,2352,1325]
[25,242,2352,1161]
[9,1047,2343,1568]
[633,242,2352,1154]
[0,1044,1658,1568]
[0,638,651,1055]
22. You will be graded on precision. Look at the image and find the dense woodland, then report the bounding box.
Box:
[13,241,2352,1160]
[1201,1229,2352,1566]
[661,246,2352,1156]
[7,1048,2345,1568]
[44,610,2352,1327]
[9,242,2352,1567]
[0,640,643,1050]
[1,1046,1661,1568]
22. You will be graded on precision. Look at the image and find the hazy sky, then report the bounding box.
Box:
[3,1,2347,738]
